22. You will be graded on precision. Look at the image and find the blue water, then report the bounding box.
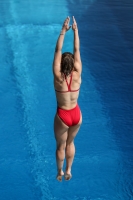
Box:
[0,0,133,199]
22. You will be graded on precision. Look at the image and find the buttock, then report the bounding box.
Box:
[57,104,81,127]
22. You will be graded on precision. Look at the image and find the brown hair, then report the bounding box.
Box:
[61,52,74,77]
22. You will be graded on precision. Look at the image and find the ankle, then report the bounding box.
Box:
[58,169,63,173]
[65,167,71,174]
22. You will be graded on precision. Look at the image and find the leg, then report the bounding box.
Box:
[65,113,82,180]
[54,113,69,181]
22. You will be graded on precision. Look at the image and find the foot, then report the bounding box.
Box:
[56,170,64,182]
[64,172,72,181]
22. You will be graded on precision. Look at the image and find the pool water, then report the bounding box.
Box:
[0,0,133,199]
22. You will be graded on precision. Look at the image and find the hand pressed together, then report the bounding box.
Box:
[62,16,78,33]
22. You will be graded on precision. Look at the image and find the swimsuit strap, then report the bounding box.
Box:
[55,71,80,93]
[64,72,73,92]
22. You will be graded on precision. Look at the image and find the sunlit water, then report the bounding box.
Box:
[0,0,133,199]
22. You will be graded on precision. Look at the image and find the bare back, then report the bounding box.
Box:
[54,70,81,109]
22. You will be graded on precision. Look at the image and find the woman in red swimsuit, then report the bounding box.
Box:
[53,16,82,181]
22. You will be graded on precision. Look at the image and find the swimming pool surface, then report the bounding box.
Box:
[0,0,133,199]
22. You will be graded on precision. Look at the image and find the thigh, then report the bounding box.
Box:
[67,112,82,144]
[54,113,69,146]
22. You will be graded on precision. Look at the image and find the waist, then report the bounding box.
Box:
[56,92,79,109]
[57,104,79,111]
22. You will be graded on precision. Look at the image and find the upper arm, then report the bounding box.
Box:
[53,50,62,76]
[74,49,82,74]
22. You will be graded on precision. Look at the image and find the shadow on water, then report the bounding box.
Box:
[68,0,133,151]
[67,0,133,194]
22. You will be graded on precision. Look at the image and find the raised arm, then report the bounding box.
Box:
[53,17,71,76]
[72,16,82,74]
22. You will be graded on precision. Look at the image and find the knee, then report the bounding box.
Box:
[66,141,74,147]
[57,142,66,151]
